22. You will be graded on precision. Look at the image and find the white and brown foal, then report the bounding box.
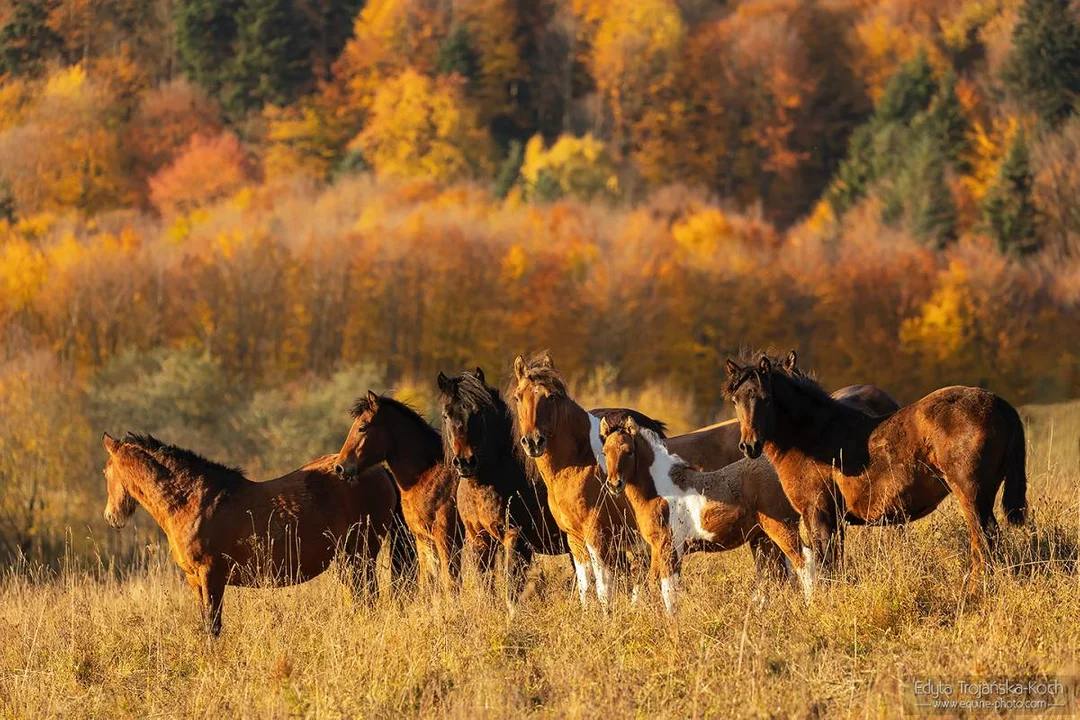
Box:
[599,414,815,616]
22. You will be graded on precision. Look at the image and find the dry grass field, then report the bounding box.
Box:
[1,401,1078,719]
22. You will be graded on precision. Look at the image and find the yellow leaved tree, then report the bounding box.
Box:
[351,69,494,183]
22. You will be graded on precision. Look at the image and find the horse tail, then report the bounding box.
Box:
[999,399,1028,526]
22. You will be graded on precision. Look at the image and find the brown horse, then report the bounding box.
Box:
[665,363,900,470]
[102,433,414,636]
[335,392,464,590]
[439,368,567,609]
[599,414,813,615]
[725,351,1028,577]
[511,354,668,606]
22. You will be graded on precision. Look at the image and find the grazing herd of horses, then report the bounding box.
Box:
[101,350,1028,635]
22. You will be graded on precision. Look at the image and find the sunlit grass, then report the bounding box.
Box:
[1,402,1078,718]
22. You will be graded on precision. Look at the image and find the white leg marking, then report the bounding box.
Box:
[796,546,816,600]
[573,556,592,607]
[660,573,680,617]
[586,544,612,607]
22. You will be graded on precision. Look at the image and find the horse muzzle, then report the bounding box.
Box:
[520,433,547,458]
[738,440,763,460]
[451,454,479,477]
[607,477,625,497]
[103,509,127,529]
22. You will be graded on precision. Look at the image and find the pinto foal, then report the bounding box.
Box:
[599,415,813,615]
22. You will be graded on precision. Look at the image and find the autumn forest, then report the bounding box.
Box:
[1,0,1079,560]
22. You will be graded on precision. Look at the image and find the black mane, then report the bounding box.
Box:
[122,432,248,482]
[590,407,667,439]
[443,371,502,415]
[352,393,440,437]
[724,349,834,406]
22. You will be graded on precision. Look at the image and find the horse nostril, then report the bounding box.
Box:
[520,436,529,447]
[334,464,345,476]
[451,456,462,468]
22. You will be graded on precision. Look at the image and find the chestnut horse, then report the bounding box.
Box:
[599,414,813,615]
[511,354,668,606]
[335,392,464,590]
[102,432,414,636]
[439,368,567,608]
[725,351,1028,577]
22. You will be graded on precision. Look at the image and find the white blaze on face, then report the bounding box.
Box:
[638,429,717,554]
[588,413,607,475]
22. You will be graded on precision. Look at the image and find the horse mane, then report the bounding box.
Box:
[723,348,834,406]
[507,353,668,444]
[445,371,501,415]
[603,412,682,465]
[352,393,440,438]
[121,432,248,485]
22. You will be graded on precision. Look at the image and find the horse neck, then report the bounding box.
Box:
[125,458,215,530]
[623,437,661,507]
[384,411,445,491]
[543,397,598,475]
[768,373,873,462]
[478,422,529,490]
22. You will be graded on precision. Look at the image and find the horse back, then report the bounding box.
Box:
[665,421,742,471]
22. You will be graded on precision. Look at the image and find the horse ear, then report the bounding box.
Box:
[537,351,554,368]
[725,359,741,377]
[759,355,772,373]
[366,390,379,410]
[473,366,485,384]
[599,416,610,437]
[624,415,638,433]
[513,355,527,380]
[783,350,797,372]
[103,432,119,453]
[437,372,453,394]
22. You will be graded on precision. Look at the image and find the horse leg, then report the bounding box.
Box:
[749,534,788,583]
[759,515,815,599]
[566,535,593,607]
[584,529,616,610]
[805,502,841,577]
[435,526,462,592]
[415,537,439,592]
[652,535,680,618]
[472,530,499,594]
[950,477,992,579]
[199,565,227,637]
[387,522,418,596]
[503,529,532,614]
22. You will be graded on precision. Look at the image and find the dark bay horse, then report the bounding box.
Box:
[439,368,567,609]
[600,413,813,615]
[335,392,464,590]
[102,433,414,635]
[725,351,1028,577]
[666,355,900,470]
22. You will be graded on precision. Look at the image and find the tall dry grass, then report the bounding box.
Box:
[1,402,1078,718]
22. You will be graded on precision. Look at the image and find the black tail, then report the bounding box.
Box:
[1000,400,1028,526]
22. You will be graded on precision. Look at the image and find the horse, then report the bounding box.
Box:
[102,432,415,636]
[664,358,900,470]
[335,391,464,590]
[725,350,1028,577]
[599,413,813,616]
[438,367,567,609]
